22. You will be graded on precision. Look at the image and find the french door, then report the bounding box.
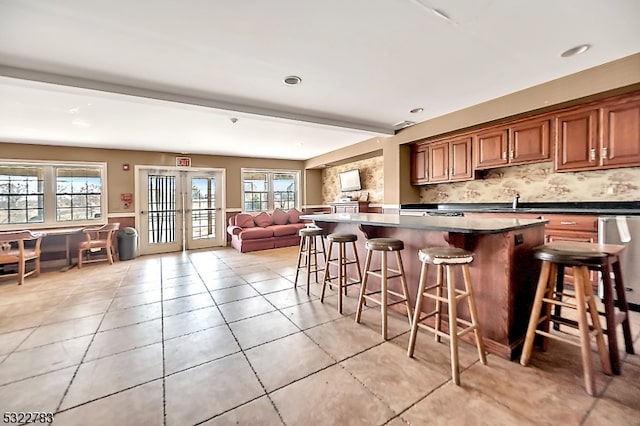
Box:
[136,167,225,255]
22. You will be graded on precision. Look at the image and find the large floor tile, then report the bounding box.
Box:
[98,302,162,331]
[305,315,383,361]
[341,342,450,413]
[164,325,240,374]
[60,343,163,410]
[162,293,215,316]
[17,314,102,350]
[211,284,261,304]
[270,364,395,425]
[218,295,276,323]
[201,396,283,425]
[0,336,91,385]
[163,305,226,339]
[229,310,299,349]
[0,366,76,413]
[85,319,163,360]
[165,353,264,426]
[263,287,318,310]
[245,332,334,392]
[53,380,164,426]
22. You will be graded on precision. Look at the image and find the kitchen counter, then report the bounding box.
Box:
[301,212,548,234]
[302,212,547,360]
[400,201,640,216]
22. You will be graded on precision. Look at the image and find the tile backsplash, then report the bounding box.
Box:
[322,156,384,204]
[419,162,640,203]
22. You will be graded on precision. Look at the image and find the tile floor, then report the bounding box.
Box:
[0,246,639,425]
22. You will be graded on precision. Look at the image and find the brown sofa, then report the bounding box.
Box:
[227,208,307,253]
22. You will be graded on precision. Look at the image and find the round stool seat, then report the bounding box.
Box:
[533,245,607,266]
[326,233,358,243]
[365,238,404,252]
[418,247,474,265]
[299,227,323,237]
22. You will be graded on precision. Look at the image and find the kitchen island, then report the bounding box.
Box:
[301,213,548,360]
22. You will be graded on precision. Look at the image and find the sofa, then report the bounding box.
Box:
[227,208,307,252]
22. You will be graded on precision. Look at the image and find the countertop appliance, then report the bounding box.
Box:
[598,216,640,311]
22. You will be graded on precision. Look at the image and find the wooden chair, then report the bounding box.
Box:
[0,230,45,285]
[78,222,120,268]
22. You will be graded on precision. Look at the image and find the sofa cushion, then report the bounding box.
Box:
[239,227,274,240]
[288,208,302,223]
[254,211,273,227]
[271,224,301,237]
[272,208,290,225]
[235,213,255,228]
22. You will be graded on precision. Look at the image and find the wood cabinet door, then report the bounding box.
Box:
[602,98,640,168]
[449,136,472,181]
[428,141,449,182]
[410,143,428,184]
[509,118,550,164]
[555,108,599,171]
[474,128,508,169]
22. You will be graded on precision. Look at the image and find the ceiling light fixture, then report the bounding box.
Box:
[230,117,238,123]
[561,44,591,58]
[283,75,302,86]
[410,107,424,114]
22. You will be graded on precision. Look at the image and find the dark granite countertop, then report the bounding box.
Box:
[400,201,640,216]
[301,213,548,234]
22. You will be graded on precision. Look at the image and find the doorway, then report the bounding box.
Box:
[136,167,226,255]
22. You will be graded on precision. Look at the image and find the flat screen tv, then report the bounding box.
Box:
[339,169,362,192]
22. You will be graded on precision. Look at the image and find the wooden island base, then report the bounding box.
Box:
[306,215,546,360]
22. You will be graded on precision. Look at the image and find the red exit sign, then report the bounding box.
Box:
[176,156,191,167]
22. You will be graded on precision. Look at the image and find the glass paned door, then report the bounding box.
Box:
[187,173,225,250]
[138,168,225,255]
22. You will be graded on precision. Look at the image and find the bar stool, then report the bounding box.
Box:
[407,247,487,386]
[321,233,363,313]
[520,245,612,396]
[355,238,412,339]
[548,241,634,375]
[294,227,326,295]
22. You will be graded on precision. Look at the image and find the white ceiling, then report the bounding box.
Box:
[0,0,639,161]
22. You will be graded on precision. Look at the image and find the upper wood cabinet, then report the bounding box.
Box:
[474,118,550,169]
[410,136,472,184]
[410,143,429,185]
[428,136,473,183]
[555,93,640,172]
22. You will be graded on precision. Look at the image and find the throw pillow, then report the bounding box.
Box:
[288,208,302,223]
[254,211,273,227]
[272,208,290,225]
[235,213,255,228]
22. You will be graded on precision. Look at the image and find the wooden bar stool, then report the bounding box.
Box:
[294,227,326,295]
[355,238,412,339]
[520,245,612,396]
[321,233,363,313]
[407,247,487,386]
[547,241,634,375]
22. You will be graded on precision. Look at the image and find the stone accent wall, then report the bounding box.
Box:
[419,163,640,203]
[322,157,384,204]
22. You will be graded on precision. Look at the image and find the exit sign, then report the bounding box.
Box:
[176,156,191,167]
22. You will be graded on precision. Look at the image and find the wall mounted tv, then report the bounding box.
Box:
[339,169,362,192]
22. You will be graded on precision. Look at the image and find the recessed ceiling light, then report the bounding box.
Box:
[561,44,590,58]
[410,107,424,114]
[283,75,302,86]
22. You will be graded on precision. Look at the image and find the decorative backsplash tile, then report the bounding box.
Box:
[322,156,384,204]
[419,162,640,203]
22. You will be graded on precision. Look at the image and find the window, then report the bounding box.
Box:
[0,161,106,229]
[242,169,299,212]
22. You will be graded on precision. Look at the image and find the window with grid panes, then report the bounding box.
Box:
[241,169,299,212]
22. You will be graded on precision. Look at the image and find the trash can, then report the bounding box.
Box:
[117,227,138,261]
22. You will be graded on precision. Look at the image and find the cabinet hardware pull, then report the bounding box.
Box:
[602,147,608,159]
[590,148,596,161]
[509,151,514,160]
[560,221,577,225]
[502,151,507,160]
